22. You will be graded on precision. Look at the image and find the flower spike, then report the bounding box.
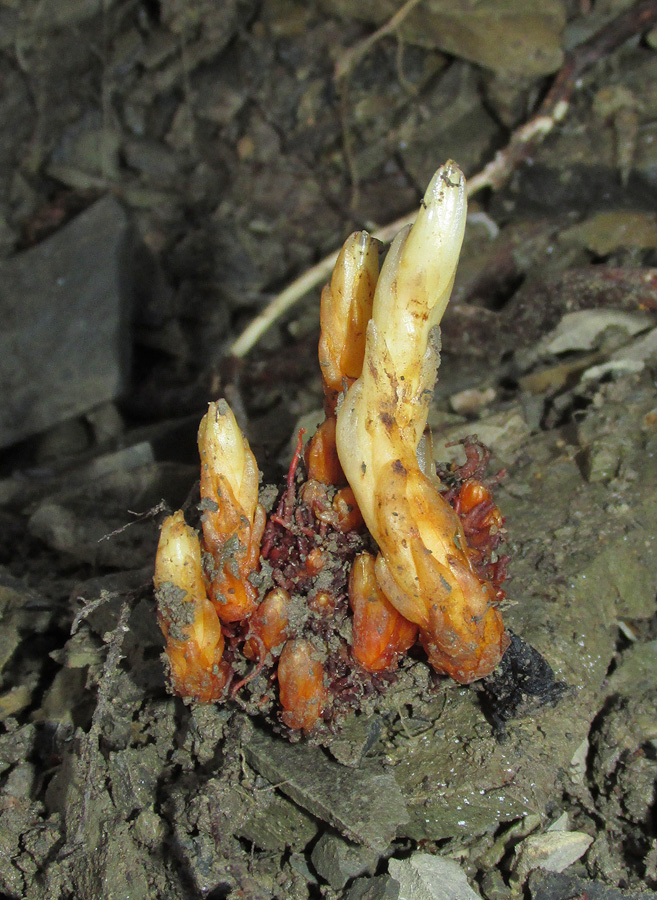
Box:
[336,162,508,683]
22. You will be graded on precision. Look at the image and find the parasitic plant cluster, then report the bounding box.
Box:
[154,161,509,734]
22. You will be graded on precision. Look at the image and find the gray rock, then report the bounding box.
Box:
[311,831,379,890]
[433,407,532,468]
[529,870,657,900]
[132,808,165,849]
[289,852,317,884]
[122,138,179,181]
[84,402,124,445]
[513,831,593,882]
[591,542,657,622]
[0,579,34,677]
[528,308,654,357]
[479,869,513,900]
[238,793,318,853]
[0,196,133,448]
[345,875,401,900]
[49,112,121,181]
[4,762,36,799]
[606,641,657,698]
[0,7,18,53]
[243,726,409,852]
[107,747,160,818]
[388,854,482,900]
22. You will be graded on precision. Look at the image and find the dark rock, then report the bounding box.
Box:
[243,725,409,852]
[480,630,569,733]
[0,196,134,448]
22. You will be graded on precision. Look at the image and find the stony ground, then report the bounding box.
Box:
[1,1,657,898]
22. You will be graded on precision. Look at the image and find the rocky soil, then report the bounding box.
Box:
[0,1,656,898]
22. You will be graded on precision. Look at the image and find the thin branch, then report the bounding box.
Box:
[230,251,341,357]
[229,0,657,359]
[334,0,424,82]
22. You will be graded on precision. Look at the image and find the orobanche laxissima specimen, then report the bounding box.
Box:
[154,161,510,734]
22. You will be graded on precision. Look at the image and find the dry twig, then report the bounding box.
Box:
[334,0,424,82]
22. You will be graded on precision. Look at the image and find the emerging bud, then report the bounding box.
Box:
[307,232,379,489]
[318,230,379,414]
[154,511,230,701]
[243,588,292,661]
[198,400,266,622]
[349,552,418,672]
[277,639,328,731]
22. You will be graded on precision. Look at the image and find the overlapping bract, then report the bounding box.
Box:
[335,162,508,682]
[153,402,265,702]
